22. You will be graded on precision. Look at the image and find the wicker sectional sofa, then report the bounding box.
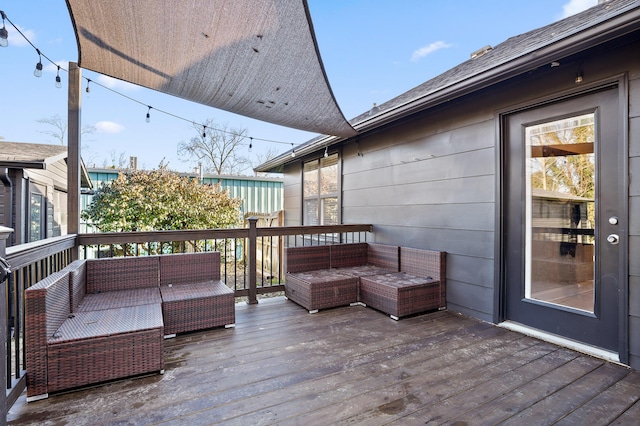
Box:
[25,252,234,401]
[285,243,446,320]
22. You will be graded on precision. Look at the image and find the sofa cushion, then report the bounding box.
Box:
[285,245,331,273]
[329,243,368,268]
[86,256,159,293]
[159,251,221,286]
[76,288,162,312]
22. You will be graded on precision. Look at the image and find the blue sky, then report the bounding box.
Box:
[0,0,597,173]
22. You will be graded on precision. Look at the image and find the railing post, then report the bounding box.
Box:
[247,217,258,305]
[0,226,14,424]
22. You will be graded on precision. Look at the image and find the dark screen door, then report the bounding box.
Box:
[503,85,623,352]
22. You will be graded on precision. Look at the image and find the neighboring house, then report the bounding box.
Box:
[256,1,640,369]
[0,141,92,246]
[81,167,283,232]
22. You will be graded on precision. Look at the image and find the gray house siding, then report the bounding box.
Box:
[270,12,640,368]
[629,63,640,369]
[340,108,497,321]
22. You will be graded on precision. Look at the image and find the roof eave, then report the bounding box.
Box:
[0,161,47,169]
[255,4,640,173]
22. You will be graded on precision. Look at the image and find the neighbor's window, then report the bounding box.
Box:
[29,192,44,242]
[303,153,339,225]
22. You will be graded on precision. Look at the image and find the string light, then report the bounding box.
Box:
[202,125,207,138]
[33,49,43,77]
[324,145,328,158]
[55,65,62,88]
[1,9,306,155]
[0,11,8,48]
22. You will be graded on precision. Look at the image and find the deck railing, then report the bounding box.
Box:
[0,222,372,415]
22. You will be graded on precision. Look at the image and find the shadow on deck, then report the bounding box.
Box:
[8,297,640,425]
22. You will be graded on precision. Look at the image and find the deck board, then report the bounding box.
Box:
[7,296,636,425]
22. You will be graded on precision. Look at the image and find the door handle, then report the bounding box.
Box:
[607,234,619,245]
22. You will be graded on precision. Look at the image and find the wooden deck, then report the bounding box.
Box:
[8,296,640,425]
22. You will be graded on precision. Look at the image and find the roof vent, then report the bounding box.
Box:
[470,45,492,59]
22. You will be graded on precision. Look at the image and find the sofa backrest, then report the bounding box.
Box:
[86,256,159,293]
[399,247,446,282]
[159,251,221,286]
[285,245,331,273]
[330,243,368,268]
[367,243,400,271]
[67,259,87,312]
[25,269,71,346]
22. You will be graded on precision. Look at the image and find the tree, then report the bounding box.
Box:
[82,163,242,253]
[252,146,279,177]
[178,119,250,175]
[36,114,96,145]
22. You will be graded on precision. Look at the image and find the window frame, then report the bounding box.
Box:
[302,152,341,226]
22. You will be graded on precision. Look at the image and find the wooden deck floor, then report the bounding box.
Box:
[8,296,640,425]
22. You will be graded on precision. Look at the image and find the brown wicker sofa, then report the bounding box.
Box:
[284,243,445,319]
[25,252,234,401]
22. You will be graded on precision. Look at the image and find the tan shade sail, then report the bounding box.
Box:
[65,0,356,138]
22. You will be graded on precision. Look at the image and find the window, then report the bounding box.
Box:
[303,153,339,225]
[29,192,44,242]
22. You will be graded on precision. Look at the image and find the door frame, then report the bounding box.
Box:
[494,75,629,364]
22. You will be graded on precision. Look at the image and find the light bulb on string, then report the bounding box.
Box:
[0,11,8,48]
[248,137,253,153]
[146,106,152,123]
[324,146,328,158]
[202,125,207,138]
[55,66,62,88]
[34,49,43,77]
[85,79,91,93]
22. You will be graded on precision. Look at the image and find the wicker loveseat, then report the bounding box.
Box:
[285,243,445,319]
[25,252,234,401]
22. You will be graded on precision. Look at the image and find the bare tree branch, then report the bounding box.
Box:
[178,119,249,175]
[36,114,96,145]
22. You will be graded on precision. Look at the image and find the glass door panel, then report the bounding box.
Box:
[525,113,595,312]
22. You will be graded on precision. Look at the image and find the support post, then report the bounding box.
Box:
[247,217,258,305]
[0,226,14,423]
[67,62,81,260]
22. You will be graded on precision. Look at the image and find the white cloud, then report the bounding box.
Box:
[411,41,453,62]
[95,121,125,134]
[97,75,141,91]
[7,25,36,47]
[561,0,598,18]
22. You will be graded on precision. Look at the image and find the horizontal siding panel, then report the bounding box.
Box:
[342,119,495,176]
[445,280,494,320]
[630,77,640,118]
[630,316,640,362]
[343,175,495,207]
[343,148,495,192]
[630,157,640,196]
[630,235,640,276]
[631,117,640,157]
[630,276,640,317]
[447,254,495,289]
[371,225,494,259]
[343,202,495,232]
[631,196,640,235]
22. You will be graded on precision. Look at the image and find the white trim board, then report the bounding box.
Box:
[498,320,623,365]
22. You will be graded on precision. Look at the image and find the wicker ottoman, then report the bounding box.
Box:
[359,272,444,320]
[285,269,359,313]
[160,280,235,336]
